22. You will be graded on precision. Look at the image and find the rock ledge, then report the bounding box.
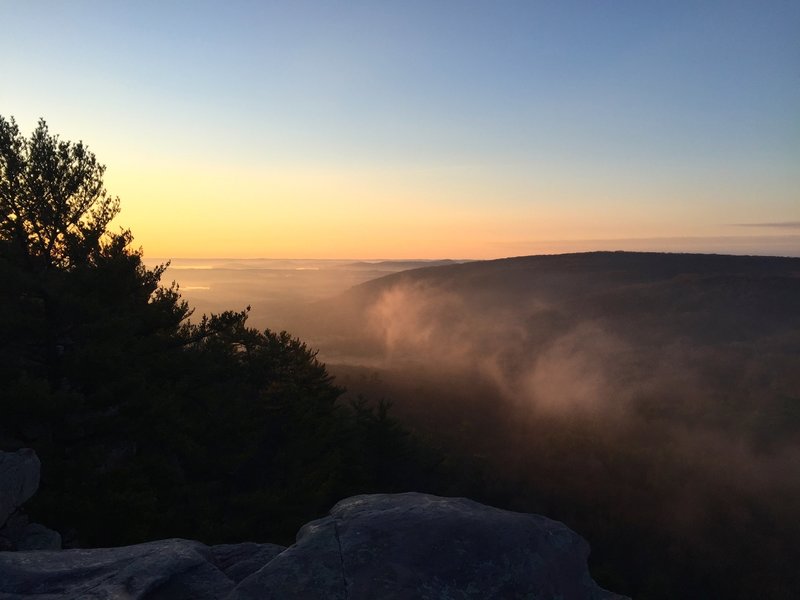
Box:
[0,450,627,599]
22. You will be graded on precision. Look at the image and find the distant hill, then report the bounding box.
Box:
[292,251,800,358]
[288,251,800,600]
[341,250,799,300]
[343,259,469,270]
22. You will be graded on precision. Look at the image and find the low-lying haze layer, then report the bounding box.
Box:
[162,252,800,597]
[149,258,465,330]
[289,252,800,598]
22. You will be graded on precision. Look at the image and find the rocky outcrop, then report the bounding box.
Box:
[1,450,626,599]
[211,542,286,584]
[231,492,623,600]
[0,538,285,600]
[0,450,40,527]
[0,450,61,552]
[0,493,625,599]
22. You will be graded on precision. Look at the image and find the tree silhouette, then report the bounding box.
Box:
[1,115,190,395]
[0,116,119,270]
[0,116,439,547]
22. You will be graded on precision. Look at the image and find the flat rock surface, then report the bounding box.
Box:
[0,538,272,600]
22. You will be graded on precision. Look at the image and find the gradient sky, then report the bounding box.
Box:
[2,1,798,258]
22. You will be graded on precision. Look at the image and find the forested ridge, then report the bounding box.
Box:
[307,250,800,599]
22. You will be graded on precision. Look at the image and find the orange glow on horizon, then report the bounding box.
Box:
[101,161,800,260]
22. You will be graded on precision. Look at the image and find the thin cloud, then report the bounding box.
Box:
[733,221,800,229]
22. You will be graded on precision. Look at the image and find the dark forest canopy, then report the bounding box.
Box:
[0,116,439,546]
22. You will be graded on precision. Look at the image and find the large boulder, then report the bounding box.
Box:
[0,450,40,527]
[0,450,61,551]
[231,492,624,599]
[1,514,62,552]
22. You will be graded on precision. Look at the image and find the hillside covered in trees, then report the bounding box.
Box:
[287,251,800,599]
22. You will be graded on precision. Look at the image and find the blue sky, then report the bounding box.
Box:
[2,1,798,257]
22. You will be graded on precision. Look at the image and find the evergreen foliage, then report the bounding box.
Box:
[0,116,440,546]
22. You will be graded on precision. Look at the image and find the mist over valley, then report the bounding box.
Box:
[4,2,798,596]
[165,251,800,598]
[150,258,468,332]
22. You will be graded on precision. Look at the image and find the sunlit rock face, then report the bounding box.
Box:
[0,481,626,599]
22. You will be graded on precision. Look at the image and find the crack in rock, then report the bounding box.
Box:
[333,519,349,600]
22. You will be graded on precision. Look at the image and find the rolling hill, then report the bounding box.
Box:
[286,252,800,599]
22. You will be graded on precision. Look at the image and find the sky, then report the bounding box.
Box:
[1,0,798,259]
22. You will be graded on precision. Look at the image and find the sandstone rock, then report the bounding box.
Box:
[0,492,627,599]
[210,542,285,583]
[0,538,234,600]
[14,524,62,551]
[231,514,347,599]
[0,450,40,527]
[0,512,61,551]
[231,492,625,600]
[0,449,61,552]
